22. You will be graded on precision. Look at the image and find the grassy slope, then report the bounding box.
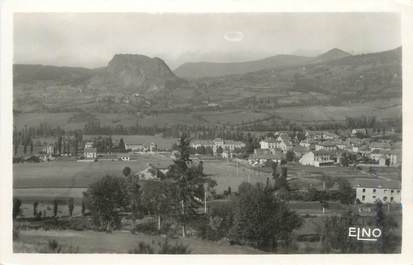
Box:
[14,101,401,131]
[14,229,264,254]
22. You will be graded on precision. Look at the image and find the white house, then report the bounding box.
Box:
[125,143,146,152]
[42,144,54,155]
[352,128,368,135]
[276,133,293,152]
[84,147,97,159]
[212,138,246,153]
[354,179,401,204]
[191,138,245,156]
[149,142,157,152]
[191,140,214,149]
[299,150,335,167]
[84,141,94,149]
[259,137,277,150]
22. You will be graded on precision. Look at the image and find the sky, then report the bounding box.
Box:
[14,13,401,69]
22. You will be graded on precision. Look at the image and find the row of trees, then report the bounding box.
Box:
[13,198,78,220]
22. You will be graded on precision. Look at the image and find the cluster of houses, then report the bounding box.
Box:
[82,140,159,161]
[16,135,163,162]
[253,130,401,168]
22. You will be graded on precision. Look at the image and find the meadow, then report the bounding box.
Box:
[14,229,264,254]
[271,104,401,123]
[13,154,172,189]
[14,157,398,199]
[14,101,401,131]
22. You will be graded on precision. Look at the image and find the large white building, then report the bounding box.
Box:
[305,130,339,141]
[259,137,277,150]
[212,138,246,153]
[84,147,97,159]
[354,179,401,204]
[191,138,245,154]
[299,150,335,167]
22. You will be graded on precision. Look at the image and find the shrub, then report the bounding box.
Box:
[158,239,191,254]
[131,221,158,235]
[128,242,155,254]
[47,240,62,253]
[40,239,79,253]
[197,201,234,241]
[34,216,92,231]
[128,239,191,254]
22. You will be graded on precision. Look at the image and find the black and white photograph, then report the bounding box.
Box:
[1,1,413,262]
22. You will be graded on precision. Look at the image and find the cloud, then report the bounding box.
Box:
[224,31,244,42]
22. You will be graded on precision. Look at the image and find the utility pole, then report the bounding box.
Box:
[181,200,185,237]
[204,190,207,214]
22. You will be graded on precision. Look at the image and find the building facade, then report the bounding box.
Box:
[354,179,401,204]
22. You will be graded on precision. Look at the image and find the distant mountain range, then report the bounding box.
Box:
[174,48,352,78]
[13,47,401,113]
[196,47,400,100]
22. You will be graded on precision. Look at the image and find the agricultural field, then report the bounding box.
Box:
[13,112,140,130]
[13,154,172,189]
[198,109,270,125]
[14,112,81,130]
[270,104,401,122]
[14,100,401,132]
[13,159,267,198]
[203,160,271,193]
[14,158,399,201]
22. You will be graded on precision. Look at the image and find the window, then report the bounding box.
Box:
[362,188,366,192]
[372,196,376,199]
[373,189,376,193]
[390,197,394,202]
[383,196,388,201]
[362,195,366,201]
[397,190,400,194]
[391,190,394,193]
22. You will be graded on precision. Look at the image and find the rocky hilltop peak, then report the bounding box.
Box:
[89,54,177,92]
[107,54,174,77]
[315,48,351,62]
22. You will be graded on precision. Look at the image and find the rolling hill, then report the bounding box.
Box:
[174,54,313,79]
[173,49,352,79]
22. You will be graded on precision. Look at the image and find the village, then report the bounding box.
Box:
[14,124,402,206]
